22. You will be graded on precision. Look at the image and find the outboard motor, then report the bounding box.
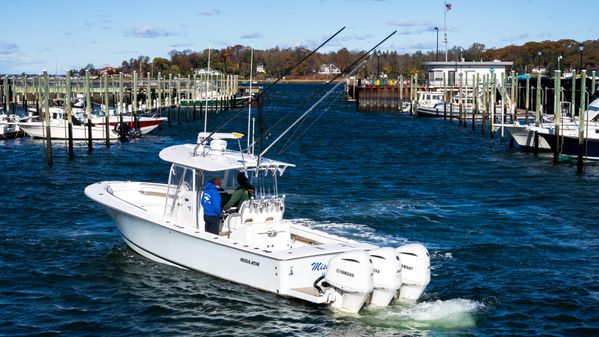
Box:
[396,243,430,301]
[367,247,402,307]
[324,251,373,313]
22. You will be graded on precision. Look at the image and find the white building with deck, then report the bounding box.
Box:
[424,60,513,88]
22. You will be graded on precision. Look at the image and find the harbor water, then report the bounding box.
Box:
[1,83,597,336]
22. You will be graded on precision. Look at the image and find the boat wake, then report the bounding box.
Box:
[357,299,484,331]
[289,218,409,246]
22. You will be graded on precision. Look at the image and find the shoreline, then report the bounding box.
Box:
[239,78,343,84]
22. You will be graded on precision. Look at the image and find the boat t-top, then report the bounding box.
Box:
[85,131,431,313]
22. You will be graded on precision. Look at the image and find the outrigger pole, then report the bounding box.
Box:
[277,59,371,154]
[257,31,398,158]
[196,26,346,146]
[261,30,397,138]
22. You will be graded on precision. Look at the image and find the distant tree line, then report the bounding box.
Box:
[75,39,599,79]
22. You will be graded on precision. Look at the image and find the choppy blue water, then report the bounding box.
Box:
[1,83,598,336]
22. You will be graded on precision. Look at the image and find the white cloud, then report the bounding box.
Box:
[199,9,221,16]
[241,32,263,39]
[125,27,179,38]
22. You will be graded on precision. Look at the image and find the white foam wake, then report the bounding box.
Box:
[360,299,484,331]
[289,218,409,246]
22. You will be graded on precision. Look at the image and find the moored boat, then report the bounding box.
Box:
[415,91,446,117]
[0,114,24,140]
[17,110,161,140]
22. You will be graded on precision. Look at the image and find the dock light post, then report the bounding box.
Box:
[434,27,439,61]
[376,50,381,78]
[579,43,584,70]
[537,51,542,75]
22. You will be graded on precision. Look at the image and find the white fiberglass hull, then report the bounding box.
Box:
[18,121,159,140]
[85,181,375,303]
[505,125,551,151]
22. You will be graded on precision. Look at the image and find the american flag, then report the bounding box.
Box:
[445,3,452,11]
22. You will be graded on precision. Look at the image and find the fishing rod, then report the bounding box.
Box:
[256,30,397,146]
[259,57,370,158]
[267,57,373,151]
[253,30,397,157]
[278,58,371,154]
[194,26,346,148]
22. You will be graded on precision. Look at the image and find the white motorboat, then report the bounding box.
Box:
[504,98,599,151]
[415,91,446,117]
[0,114,23,139]
[85,132,431,313]
[504,123,552,151]
[89,114,167,129]
[17,109,161,140]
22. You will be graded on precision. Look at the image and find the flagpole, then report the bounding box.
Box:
[444,2,448,62]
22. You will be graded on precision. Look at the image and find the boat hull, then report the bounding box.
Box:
[416,106,448,118]
[505,125,551,151]
[18,121,159,140]
[539,133,599,160]
[85,182,374,301]
[91,115,166,129]
[0,124,24,140]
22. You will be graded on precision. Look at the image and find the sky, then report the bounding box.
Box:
[0,0,597,74]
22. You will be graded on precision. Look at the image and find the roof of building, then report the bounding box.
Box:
[425,61,513,67]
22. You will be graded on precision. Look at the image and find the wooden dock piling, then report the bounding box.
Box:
[533,72,542,154]
[472,73,477,130]
[553,70,561,164]
[119,73,126,141]
[176,76,181,125]
[43,71,53,166]
[66,71,74,158]
[577,70,587,174]
[104,74,110,146]
[133,72,139,130]
[2,76,8,113]
[490,73,497,138]
[85,70,93,152]
[168,74,172,127]
[146,72,151,113]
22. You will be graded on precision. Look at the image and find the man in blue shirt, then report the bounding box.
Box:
[201,177,222,234]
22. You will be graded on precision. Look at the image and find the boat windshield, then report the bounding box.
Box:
[164,164,201,227]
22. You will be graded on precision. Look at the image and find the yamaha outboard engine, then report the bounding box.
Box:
[367,247,402,307]
[324,251,373,313]
[396,243,430,301]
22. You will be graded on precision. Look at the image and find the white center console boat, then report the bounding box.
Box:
[85,132,431,313]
